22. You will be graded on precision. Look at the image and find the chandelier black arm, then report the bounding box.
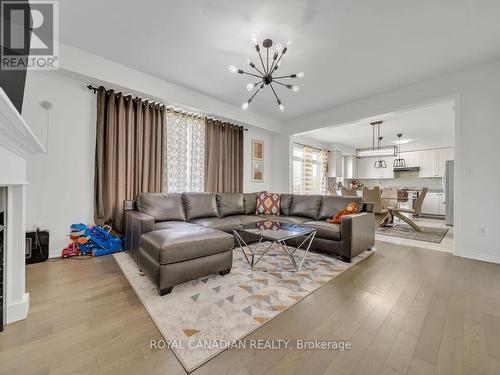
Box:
[266,48,269,73]
[247,84,265,103]
[269,51,282,73]
[251,64,265,76]
[269,83,281,103]
[256,48,267,74]
[271,51,286,73]
[239,70,263,79]
[250,80,264,90]
[273,74,296,79]
[273,80,291,89]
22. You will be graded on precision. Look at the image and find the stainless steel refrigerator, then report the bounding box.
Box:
[443,160,454,226]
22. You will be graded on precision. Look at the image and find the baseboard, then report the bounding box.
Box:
[7,292,29,324]
[458,250,500,265]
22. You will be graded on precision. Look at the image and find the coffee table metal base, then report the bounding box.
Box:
[233,231,317,271]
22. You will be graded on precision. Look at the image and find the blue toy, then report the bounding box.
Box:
[61,223,122,257]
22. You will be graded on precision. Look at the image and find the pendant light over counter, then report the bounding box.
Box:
[393,133,407,167]
[372,121,387,168]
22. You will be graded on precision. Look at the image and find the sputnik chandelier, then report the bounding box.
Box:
[229,36,304,112]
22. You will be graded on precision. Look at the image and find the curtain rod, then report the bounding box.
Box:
[87,84,248,131]
[293,142,330,152]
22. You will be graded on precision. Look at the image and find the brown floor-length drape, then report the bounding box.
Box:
[204,118,244,192]
[94,87,165,231]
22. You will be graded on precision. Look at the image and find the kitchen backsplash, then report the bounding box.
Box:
[341,171,444,190]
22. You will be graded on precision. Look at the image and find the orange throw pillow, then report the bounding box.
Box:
[326,202,359,224]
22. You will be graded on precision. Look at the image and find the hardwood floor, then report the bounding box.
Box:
[1,240,500,375]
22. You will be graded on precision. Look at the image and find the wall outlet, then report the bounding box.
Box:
[34,222,42,230]
[477,226,487,237]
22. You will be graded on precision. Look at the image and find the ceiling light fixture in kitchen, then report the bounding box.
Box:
[393,133,407,167]
[372,121,387,168]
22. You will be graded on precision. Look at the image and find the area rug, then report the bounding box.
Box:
[376,224,448,243]
[113,244,372,372]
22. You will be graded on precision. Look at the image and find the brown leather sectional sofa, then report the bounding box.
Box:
[123,192,375,295]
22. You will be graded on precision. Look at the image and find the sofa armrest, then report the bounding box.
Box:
[340,212,375,262]
[123,211,154,264]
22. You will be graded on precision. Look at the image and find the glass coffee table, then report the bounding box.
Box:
[233,220,317,271]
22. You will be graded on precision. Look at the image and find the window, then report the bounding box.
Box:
[163,112,205,192]
[292,145,325,194]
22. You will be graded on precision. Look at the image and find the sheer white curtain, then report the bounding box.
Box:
[163,112,205,192]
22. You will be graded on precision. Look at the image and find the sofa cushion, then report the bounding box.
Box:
[255,192,281,215]
[303,221,341,240]
[153,221,199,231]
[182,192,218,221]
[190,217,241,233]
[258,214,310,225]
[243,192,259,214]
[229,215,263,225]
[280,194,293,215]
[140,226,234,265]
[216,193,245,217]
[136,193,185,222]
[318,196,364,220]
[289,195,322,220]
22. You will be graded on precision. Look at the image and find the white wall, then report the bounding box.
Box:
[22,71,95,258]
[284,58,500,264]
[0,145,27,184]
[243,125,274,193]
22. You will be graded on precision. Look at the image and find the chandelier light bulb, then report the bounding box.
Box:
[292,85,300,92]
[246,83,255,91]
[286,40,292,46]
[276,43,283,53]
[279,104,285,112]
[296,71,304,79]
[252,35,258,44]
[229,65,238,73]
[242,102,249,110]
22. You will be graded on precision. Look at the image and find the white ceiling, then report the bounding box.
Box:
[59,0,500,122]
[296,100,455,151]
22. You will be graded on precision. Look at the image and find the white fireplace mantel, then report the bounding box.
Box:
[0,87,45,324]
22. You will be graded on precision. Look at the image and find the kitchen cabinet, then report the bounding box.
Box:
[420,192,445,216]
[343,155,356,179]
[419,148,454,177]
[400,151,421,167]
[328,150,343,178]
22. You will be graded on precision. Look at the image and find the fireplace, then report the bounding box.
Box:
[0,88,45,326]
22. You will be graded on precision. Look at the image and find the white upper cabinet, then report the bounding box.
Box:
[328,150,343,178]
[419,147,454,177]
[400,151,421,167]
[343,155,356,179]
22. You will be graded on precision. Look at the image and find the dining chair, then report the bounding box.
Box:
[341,187,358,197]
[362,186,389,227]
[381,186,398,210]
[388,187,428,231]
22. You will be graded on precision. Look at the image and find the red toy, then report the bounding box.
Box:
[61,243,80,258]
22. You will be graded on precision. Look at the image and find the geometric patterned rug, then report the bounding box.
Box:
[113,244,373,373]
[377,223,449,243]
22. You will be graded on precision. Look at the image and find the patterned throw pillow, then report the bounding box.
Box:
[255,192,281,215]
